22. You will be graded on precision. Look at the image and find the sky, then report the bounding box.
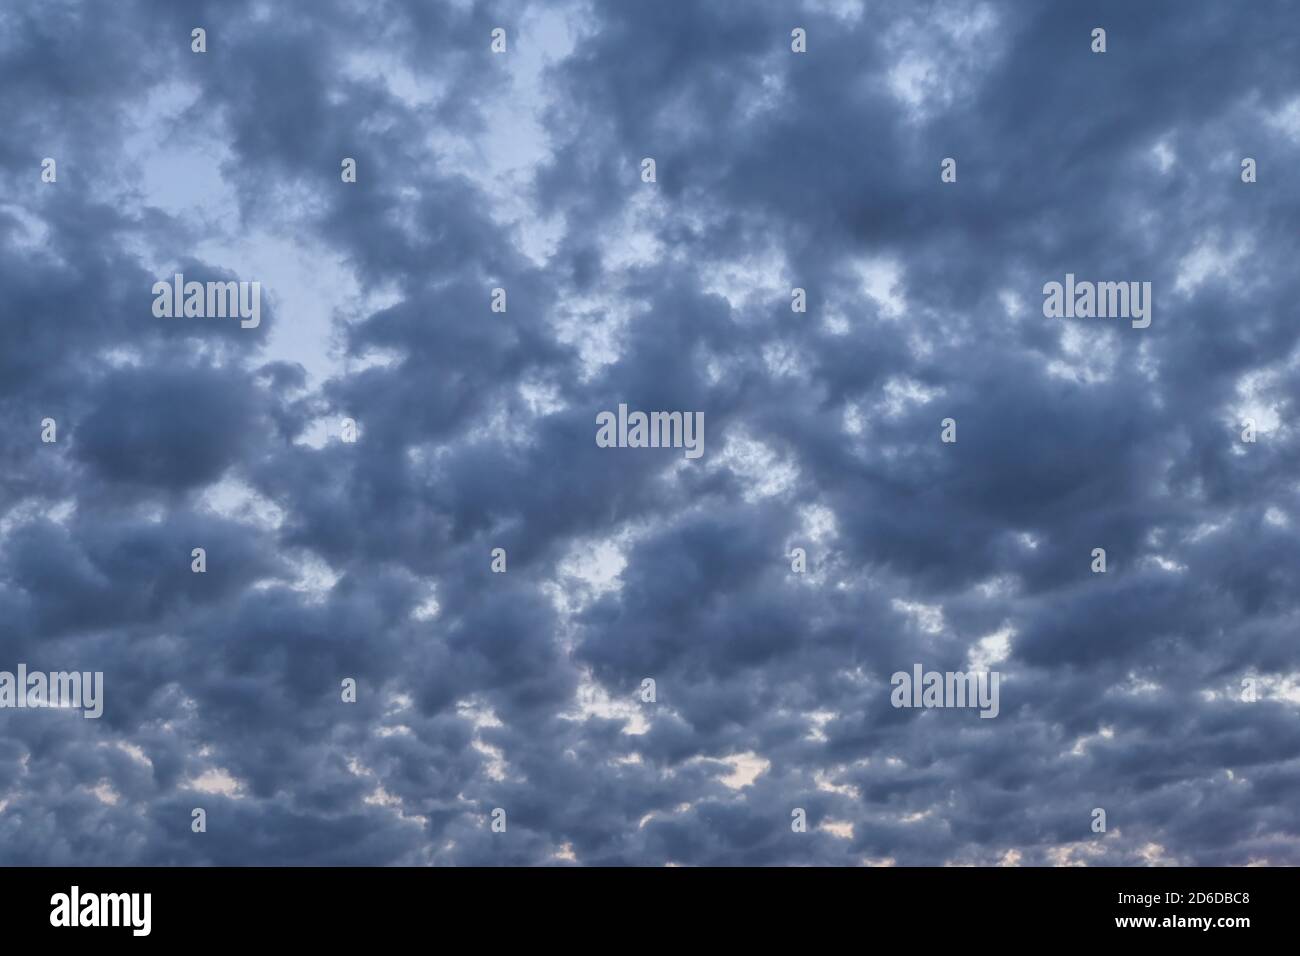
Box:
[1,0,1299,866]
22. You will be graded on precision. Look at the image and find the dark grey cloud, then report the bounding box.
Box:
[1,0,1298,866]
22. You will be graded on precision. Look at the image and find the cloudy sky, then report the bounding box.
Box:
[2,0,1299,866]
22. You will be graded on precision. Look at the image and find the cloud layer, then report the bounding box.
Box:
[1,0,1299,865]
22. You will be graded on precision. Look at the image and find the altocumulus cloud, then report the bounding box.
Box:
[1,0,1299,865]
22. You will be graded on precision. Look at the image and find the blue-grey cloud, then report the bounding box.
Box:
[1,0,1298,867]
